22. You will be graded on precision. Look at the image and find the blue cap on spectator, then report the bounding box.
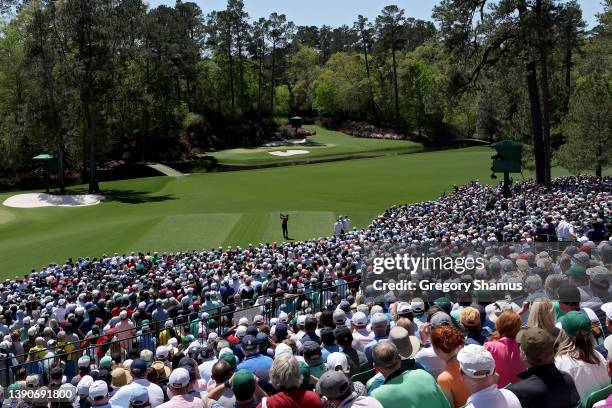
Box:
[129,386,149,407]
[130,359,147,375]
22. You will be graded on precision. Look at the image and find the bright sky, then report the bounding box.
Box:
[147,0,604,28]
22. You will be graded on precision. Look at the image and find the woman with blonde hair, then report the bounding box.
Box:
[527,299,559,338]
[555,311,608,401]
[258,354,323,408]
[484,311,525,387]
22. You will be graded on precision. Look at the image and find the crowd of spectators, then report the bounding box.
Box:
[0,175,609,408]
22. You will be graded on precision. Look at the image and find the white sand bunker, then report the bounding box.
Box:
[3,193,105,208]
[268,150,310,157]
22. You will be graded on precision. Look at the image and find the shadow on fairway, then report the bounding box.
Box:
[102,189,176,204]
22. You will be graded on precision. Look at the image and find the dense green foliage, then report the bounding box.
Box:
[0,0,609,191]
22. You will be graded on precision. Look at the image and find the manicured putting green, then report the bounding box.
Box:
[0,145,595,277]
[211,125,423,165]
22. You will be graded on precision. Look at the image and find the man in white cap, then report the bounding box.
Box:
[458,344,521,408]
[363,313,389,363]
[332,309,348,328]
[115,310,135,350]
[156,346,171,368]
[88,379,113,408]
[350,312,374,352]
[411,298,427,329]
[158,367,202,408]
[292,315,307,342]
[326,352,351,374]
[52,299,67,323]
[76,375,94,407]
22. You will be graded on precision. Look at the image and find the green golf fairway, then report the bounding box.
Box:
[0,146,593,277]
[211,125,423,165]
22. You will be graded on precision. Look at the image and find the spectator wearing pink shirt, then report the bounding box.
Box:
[350,312,374,352]
[115,310,136,350]
[484,311,526,387]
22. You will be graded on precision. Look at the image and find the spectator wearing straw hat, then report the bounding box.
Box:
[461,307,487,346]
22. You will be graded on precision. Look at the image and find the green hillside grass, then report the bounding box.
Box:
[0,146,602,277]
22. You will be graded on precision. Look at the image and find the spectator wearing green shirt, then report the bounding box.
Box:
[303,341,326,379]
[371,341,450,408]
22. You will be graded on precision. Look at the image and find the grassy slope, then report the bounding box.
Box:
[211,125,422,165]
[0,146,602,277]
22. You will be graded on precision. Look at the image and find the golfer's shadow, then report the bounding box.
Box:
[285,237,295,241]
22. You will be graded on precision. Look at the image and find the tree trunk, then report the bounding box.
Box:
[525,60,546,185]
[39,20,65,195]
[539,47,552,188]
[257,46,263,116]
[237,34,245,116]
[537,0,552,188]
[596,141,603,179]
[85,89,99,193]
[517,0,545,186]
[391,45,400,129]
[141,108,149,162]
[563,27,572,113]
[227,44,235,115]
[270,42,276,114]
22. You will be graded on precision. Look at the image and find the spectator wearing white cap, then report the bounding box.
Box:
[458,344,521,408]
[411,298,427,329]
[332,309,349,329]
[157,367,202,408]
[89,379,113,407]
[76,375,94,407]
[52,299,67,324]
[363,313,389,363]
[154,346,169,367]
[292,315,307,343]
[350,312,373,352]
[115,310,135,350]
